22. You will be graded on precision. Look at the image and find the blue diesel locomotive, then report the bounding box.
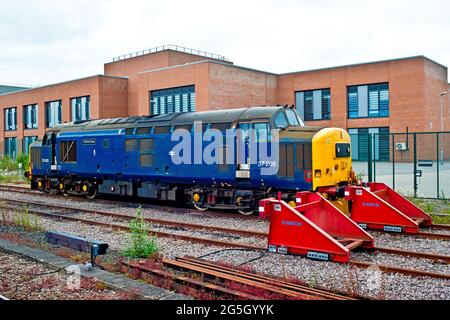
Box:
[27,106,353,214]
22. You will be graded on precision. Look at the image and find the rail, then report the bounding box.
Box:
[112,44,230,62]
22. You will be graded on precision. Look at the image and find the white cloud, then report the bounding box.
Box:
[0,0,449,85]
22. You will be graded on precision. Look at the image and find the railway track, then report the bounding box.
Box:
[121,256,355,300]
[0,184,258,221]
[1,184,449,239]
[0,294,9,300]
[1,197,450,263]
[0,197,448,281]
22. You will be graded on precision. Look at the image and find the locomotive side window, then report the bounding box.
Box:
[136,127,152,135]
[285,109,300,126]
[274,113,288,129]
[140,138,154,152]
[154,126,171,134]
[125,128,135,135]
[254,122,270,142]
[125,139,137,151]
[60,140,77,163]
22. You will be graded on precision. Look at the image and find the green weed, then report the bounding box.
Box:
[122,207,158,259]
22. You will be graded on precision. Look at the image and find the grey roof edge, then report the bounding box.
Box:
[105,47,233,65]
[137,55,447,78]
[137,59,278,76]
[0,74,129,97]
[280,55,448,76]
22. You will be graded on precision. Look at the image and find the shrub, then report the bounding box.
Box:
[16,154,29,171]
[122,207,158,258]
[0,156,18,171]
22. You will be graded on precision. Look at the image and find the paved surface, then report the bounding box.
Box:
[0,239,191,300]
[353,161,450,198]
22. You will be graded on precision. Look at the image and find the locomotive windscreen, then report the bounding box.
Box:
[335,143,351,158]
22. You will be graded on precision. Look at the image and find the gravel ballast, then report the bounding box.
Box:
[0,189,449,300]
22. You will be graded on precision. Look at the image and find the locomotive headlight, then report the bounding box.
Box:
[193,193,200,202]
[315,170,322,178]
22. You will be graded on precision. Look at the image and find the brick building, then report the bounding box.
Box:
[1,45,448,160]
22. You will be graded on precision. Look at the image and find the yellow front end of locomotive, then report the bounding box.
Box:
[311,128,353,190]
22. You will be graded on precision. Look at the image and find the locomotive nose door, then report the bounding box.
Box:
[236,123,251,179]
[50,131,59,172]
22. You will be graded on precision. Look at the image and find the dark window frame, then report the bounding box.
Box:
[45,100,62,128]
[23,104,38,129]
[295,88,331,121]
[347,82,389,119]
[4,107,17,131]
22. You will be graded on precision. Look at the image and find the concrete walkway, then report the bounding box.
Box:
[0,239,191,300]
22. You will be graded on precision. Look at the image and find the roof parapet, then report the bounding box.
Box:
[112,44,230,63]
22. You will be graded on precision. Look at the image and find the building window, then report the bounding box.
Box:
[347,83,389,118]
[23,104,38,129]
[348,127,390,161]
[295,89,330,121]
[4,107,17,131]
[71,96,90,122]
[23,136,38,155]
[45,100,62,128]
[4,137,17,159]
[150,85,195,115]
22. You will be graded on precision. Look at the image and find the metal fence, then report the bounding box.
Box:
[350,132,450,199]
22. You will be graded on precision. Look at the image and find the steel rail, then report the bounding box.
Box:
[120,260,264,300]
[175,256,355,300]
[2,197,450,263]
[0,201,448,281]
[161,258,335,300]
[0,185,258,221]
[0,203,263,250]
[370,246,450,264]
[0,197,267,238]
[348,260,450,280]
[2,187,450,242]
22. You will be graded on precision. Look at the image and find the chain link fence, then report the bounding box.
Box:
[350,132,450,199]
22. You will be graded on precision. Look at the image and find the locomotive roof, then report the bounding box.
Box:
[49,106,293,132]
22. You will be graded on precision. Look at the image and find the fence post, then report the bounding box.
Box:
[368,133,373,182]
[373,134,376,182]
[392,133,395,190]
[437,132,440,199]
[413,133,417,198]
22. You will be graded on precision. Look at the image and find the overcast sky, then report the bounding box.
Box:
[1,0,449,87]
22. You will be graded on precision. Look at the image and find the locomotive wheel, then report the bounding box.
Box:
[193,202,208,212]
[237,209,254,216]
[192,193,208,211]
[86,187,97,200]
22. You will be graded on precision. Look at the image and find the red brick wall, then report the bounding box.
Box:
[104,50,232,116]
[277,57,439,133]
[0,75,128,156]
[208,63,278,110]
[136,62,210,115]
